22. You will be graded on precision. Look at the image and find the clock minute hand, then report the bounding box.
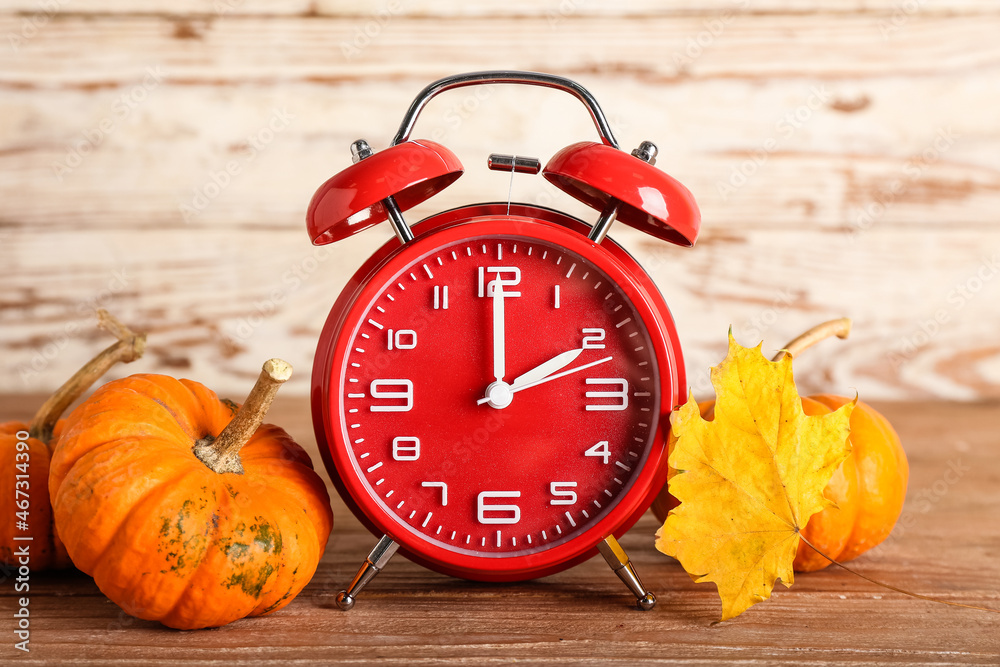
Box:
[510,348,584,390]
[492,280,505,381]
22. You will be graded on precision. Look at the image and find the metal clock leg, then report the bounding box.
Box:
[598,535,657,611]
[336,535,400,611]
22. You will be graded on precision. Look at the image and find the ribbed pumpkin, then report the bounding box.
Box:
[1,310,145,571]
[48,359,333,630]
[652,319,909,572]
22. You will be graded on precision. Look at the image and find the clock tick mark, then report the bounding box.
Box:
[350,424,360,429]
[360,452,370,459]
[351,363,361,368]
[436,525,443,535]
[634,346,645,352]
[409,272,417,281]
[348,393,365,399]
[354,348,365,353]
[386,490,394,498]
[452,251,458,260]
[422,512,432,528]
[496,530,501,547]
[481,244,487,254]
[542,531,548,540]
[605,292,613,300]
[497,243,502,260]
[465,535,471,545]
[348,378,359,383]
[375,478,384,486]
[628,332,638,338]
[366,461,382,473]
[555,525,563,535]
[466,247,472,256]
[593,281,601,289]
[353,438,365,444]
[616,318,631,328]
[423,264,434,278]
[436,257,443,266]
[527,534,533,544]
[614,477,624,485]
[581,271,589,280]
[616,461,632,472]
[565,262,575,277]
[527,246,533,255]
[582,510,590,519]
[604,489,613,498]
[556,256,562,265]
[368,319,384,329]
[397,282,405,291]
[629,450,639,457]
[481,537,487,547]
[593,500,602,509]
[361,333,370,339]
[409,510,417,519]
[385,295,394,302]
[397,500,405,509]
[638,361,648,367]
[377,306,386,312]
[512,536,517,547]
[634,392,651,397]
[512,244,517,254]
[450,531,456,540]
[349,408,358,413]
[565,512,576,527]
[542,250,548,259]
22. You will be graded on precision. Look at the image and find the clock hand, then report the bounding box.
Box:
[477,355,613,405]
[511,348,584,390]
[492,280,506,382]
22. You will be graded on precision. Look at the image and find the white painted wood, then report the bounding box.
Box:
[1,7,998,399]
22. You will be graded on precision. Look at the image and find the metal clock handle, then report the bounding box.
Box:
[391,70,621,149]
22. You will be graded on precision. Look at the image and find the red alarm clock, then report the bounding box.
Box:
[307,71,700,611]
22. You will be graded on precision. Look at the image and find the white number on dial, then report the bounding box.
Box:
[392,436,420,461]
[549,482,578,505]
[477,491,521,524]
[581,328,606,349]
[585,378,628,411]
[478,266,522,298]
[584,440,611,464]
[370,379,413,412]
[387,329,417,350]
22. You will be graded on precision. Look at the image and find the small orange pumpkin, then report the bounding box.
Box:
[653,318,909,572]
[1,311,145,571]
[49,359,333,630]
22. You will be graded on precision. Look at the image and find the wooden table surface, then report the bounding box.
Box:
[3,396,998,665]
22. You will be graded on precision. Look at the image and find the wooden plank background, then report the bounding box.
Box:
[2,1,999,400]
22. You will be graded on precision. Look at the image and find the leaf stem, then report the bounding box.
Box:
[799,535,1000,614]
[772,317,852,363]
[27,309,146,445]
[193,358,292,475]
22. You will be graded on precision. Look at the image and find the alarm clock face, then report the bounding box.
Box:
[314,204,684,581]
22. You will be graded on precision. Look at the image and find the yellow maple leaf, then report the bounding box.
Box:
[655,333,855,620]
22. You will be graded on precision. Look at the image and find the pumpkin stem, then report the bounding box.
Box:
[194,359,292,475]
[27,309,146,445]
[772,317,852,363]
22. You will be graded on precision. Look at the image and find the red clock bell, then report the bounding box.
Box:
[307,71,700,611]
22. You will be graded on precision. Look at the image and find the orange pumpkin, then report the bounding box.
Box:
[48,359,333,630]
[1,311,145,571]
[653,319,909,572]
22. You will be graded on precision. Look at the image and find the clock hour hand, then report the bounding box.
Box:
[510,348,584,390]
[478,354,613,405]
